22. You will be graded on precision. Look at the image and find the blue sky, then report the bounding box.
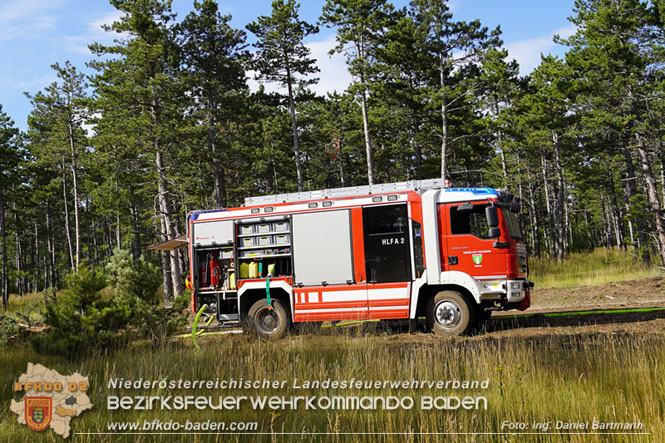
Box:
[0,0,576,130]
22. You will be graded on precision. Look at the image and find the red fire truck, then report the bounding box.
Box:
[185,179,532,338]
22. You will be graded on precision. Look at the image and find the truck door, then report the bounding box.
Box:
[441,203,507,278]
[362,204,412,319]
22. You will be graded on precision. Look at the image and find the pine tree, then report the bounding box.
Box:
[89,0,186,301]
[247,0,319,192]
[179,0,249,207]
[321,0,393,185]
[559,0,665,264]
[411,0,500,179]
[0,105,20,311]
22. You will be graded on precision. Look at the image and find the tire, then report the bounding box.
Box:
[425,290,477,336]
[478,308,492,323]
[248,299,289,339]
[473,309,492,333]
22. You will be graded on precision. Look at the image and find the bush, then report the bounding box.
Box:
[32,253,187,356]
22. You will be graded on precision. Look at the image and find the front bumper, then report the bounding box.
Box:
[479,278,534,309]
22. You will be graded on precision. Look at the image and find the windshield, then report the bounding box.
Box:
[501,208,522,241]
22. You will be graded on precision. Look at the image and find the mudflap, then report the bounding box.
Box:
[517,290,531,311]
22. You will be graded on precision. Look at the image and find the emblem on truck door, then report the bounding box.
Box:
[472,254,483,265]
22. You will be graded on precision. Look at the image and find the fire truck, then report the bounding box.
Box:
[184,179,532,338]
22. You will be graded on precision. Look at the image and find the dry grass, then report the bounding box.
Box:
[1,330,663,442]
[529,248,661,288]
[2,249,664,441]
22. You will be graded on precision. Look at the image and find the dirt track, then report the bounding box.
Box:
[523,276,665,313]
[485,276,665,339]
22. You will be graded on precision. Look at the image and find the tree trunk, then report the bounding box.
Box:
[356,41,374,185]
[623,148,649,261]
[637,137,665,267]
[13,203,23,295]
[209,122,227,207]
[129,200,141,260]
[45,204,55,288]
[1,197,7,312]
[159,214,174,304]
[553,133,567,259]
[660,153,665,208]
[359,86,374,185]
[439,51,448,180]
[150,84,184,300]
[62,167,74,270]
[156,151,184,299]
[91,216,99,266]
[285,68,304,192]
[605,165,624,250]
[66,119,81,270]
[541,154,556,258]
[527,180,540,258]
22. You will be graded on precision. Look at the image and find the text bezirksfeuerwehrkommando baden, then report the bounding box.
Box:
[106,377,490,411]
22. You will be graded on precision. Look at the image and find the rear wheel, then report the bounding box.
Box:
[426,290,477,336]
[248,299,289,339]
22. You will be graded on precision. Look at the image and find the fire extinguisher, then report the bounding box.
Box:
[210,252,222,287]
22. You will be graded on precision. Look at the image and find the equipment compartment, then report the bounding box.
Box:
[273,234,290,245]
[257,236,272,246]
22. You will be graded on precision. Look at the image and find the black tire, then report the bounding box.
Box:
[473,308,492,333]
[425,290,477,336]
[248,299,289,339]
[478,308,492,323]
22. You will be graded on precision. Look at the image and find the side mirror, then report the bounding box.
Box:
[485,206,499,227]
[488,227,501,238]
[510,200,521,213]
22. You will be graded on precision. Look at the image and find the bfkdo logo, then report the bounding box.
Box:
[472,254,483,265]
[26,397,52,431]
[11,363,92,438]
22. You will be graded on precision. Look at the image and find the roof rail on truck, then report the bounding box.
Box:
[244,178,450,206]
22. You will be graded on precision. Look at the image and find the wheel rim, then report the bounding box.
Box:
[434,300,462,329]
[254,306,280,334]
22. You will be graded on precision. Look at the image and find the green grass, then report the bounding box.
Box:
[529,248,661,288]
[1,331,663,442]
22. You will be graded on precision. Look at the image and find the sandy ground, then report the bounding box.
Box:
[482,276,665,338]
[523,276,665,313]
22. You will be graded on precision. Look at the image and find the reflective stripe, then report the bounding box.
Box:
[294,307,367,313]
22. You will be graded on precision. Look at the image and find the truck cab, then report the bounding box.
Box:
[184,180,532,338]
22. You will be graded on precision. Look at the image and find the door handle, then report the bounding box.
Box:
[448,256,458,265]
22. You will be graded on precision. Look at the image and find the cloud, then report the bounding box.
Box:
[505,25,576,75]
[0,0,61,42]
[306,34,353,95]
[247,33,352,96]
[87,11,124,36]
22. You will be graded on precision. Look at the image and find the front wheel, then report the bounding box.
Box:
[425,290,477,336]
[248,299,289,339]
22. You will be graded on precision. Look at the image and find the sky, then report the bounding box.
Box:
[0,0,577,131]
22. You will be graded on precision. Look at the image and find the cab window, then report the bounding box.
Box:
[450,205,492,239]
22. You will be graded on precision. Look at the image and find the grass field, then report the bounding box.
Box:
[1,249,664,442]
[529,248,660,288]
[2,328,664,441]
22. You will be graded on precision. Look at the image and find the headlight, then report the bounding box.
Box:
[509,281,521,290]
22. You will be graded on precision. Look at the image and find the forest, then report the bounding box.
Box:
[1,0,665,309]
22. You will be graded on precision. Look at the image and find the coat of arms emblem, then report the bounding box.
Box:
[25,397,52,431]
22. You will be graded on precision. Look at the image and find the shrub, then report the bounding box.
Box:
[32,254,187,356]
